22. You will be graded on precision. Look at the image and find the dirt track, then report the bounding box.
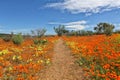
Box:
[39,39,84,80]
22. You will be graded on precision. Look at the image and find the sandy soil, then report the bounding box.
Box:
[39,39,84,80]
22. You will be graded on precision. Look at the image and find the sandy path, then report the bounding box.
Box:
[39,39,84,80]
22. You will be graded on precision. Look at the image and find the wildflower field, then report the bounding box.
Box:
[0,36,57,80]
[0,34,120,80]
[64,34,120,80]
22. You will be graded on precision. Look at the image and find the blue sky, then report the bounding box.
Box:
[0,0,120,35]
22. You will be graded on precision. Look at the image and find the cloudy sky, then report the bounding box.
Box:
[0,0,120,34]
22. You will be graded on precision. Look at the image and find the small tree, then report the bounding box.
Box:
[104,26,114,36]
[31,28,46,38]
[94,22,115,36]
[54,25,68,36]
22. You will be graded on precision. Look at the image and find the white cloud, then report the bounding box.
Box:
[64,20,86,30]
[66,25,85,30]
[64,20,86,25]
[45,0,120,14]
[49,20,87,30]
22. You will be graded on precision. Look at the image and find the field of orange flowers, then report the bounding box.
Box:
[0,34,120,80]
[0,37,57,80]
[63,34,120,80]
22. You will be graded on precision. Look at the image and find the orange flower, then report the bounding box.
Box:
[117,76,120,80]
[0,72,2,78]
[63,34,120,80]
[16,77,24,80]
[106,78,110,80]
[103,64,110,69]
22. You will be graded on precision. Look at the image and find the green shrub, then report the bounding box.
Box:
[33,39,47,45]
[33,39,39,45]
[3,36,11,42]
[12,33,23,45]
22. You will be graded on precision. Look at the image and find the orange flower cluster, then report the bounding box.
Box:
[0,36,57,79]
[63,34,120,80]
